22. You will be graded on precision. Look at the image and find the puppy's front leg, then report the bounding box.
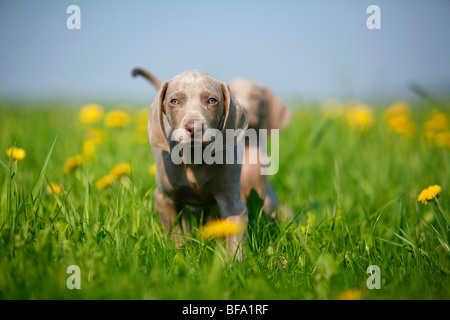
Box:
[215,194,248,261]
[225,213,248,261]
[154,188,187,247]
[263,179,279,217]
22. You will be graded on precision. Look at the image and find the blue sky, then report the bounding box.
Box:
[1,0,449,105]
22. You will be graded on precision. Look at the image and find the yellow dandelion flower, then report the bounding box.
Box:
[82,139,96,159]
[5,147,26,162]
[338,289,362,300]
[63,154,83,173]
[434,131,450,148]
[383,102,416,138]
[149,164,156,176]
[418,185,442,204]
[79,103,104,124]
[105,110,131,128]
[110,163,131,179]
[200,219,243,239]
[424,110,448,132]
[386,114,416,138]
[384,101,411,119]
[423,111,449,147]
[46,182,63,195]
[85,129,105,144]
[95,174,114,189]
[345,104,375,131]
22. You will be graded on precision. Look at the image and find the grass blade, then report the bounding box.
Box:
[31,135,58,205]
[0,159,10,173]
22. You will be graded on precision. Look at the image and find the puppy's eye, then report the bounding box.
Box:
[208,98,217,104]
[170,99,180,105]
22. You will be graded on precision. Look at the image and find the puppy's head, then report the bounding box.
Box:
[148,70,247,152]
[228,79,291,134]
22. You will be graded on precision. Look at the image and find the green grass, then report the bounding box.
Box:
[0,101,449,300]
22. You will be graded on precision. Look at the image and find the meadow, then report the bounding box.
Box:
[0,98,449,300]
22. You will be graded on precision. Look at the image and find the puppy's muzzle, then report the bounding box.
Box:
[185,120,204,137]
[173,120,207,144]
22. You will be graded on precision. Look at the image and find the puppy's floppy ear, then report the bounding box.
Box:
[261,87,292,134]
[148,81,170,152]
[221,83,248,147]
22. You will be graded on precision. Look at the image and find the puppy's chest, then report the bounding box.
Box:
[170,165,215,205]
[184,165,201,194]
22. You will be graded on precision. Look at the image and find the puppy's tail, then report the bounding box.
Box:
[132,67,162,90]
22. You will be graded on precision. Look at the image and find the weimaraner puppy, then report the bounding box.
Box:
[134,69,248,260]
[133,68,292,218]
[227,79,292,218]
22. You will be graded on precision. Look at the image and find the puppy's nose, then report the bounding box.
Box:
[185,120,203,137]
